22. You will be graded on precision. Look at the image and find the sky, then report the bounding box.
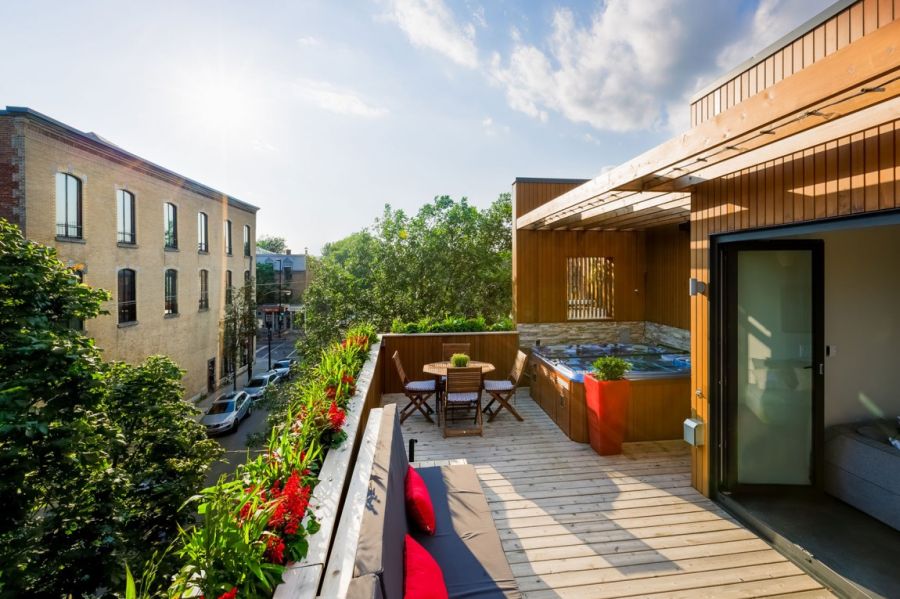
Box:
[0,0,826,253]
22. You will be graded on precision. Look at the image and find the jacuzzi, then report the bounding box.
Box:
[529,343,692,444]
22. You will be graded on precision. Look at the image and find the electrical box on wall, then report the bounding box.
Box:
[684,418,705,446]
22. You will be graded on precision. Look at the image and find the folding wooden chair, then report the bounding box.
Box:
[392,351,436,424]
[441,343,471,361]
[443,366,483,437]
[482,351,527,422]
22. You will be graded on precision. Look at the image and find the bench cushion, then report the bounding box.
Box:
[354,404,409,599]
[414,465,521,598]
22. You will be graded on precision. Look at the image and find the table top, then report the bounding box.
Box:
[423,360,496,376]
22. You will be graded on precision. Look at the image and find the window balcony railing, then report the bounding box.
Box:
[198,295,209,310]
[118,301,137,324]
[117,230,135,244]
[165,297,178,315]
[56,223,82,239]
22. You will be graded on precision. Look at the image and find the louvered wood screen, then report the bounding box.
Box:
[566,256,614,320]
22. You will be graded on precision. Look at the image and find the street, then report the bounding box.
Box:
[202,330,299,487]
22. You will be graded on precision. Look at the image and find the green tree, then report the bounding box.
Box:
[0,220,221,596]
[256,235,287,254]
[222,280,258,389]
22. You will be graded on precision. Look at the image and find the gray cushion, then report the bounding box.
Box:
[484,380,514,392]
[446,392,479,403]
[345,573,383,599]
[353,404,409,599]
[414,465,521,598]
[406,379,436,392]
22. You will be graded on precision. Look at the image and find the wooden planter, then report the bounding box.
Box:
[584,374,630,455]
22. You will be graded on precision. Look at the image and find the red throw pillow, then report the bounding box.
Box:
[405,465,436,535]
[404,534,448,599]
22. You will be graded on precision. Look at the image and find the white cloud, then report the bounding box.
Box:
[297,35,320,47]
[293,79,388,118]
[488,0,822,133]
[481,116,509,136]
[385,0,479,68]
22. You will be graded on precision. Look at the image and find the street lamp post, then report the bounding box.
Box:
[275,258,283,339]
[266,320,273,371]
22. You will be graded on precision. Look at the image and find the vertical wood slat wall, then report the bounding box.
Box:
[690,118,899,495]
[645,225,691,330]
[690,0,899,127]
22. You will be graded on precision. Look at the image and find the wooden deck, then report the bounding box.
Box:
[383,391,834,599]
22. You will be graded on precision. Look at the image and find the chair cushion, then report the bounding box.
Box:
[406,380,436,392]
[446,392,479,403]
[405,534,449,599]
[406,465,436,535]
[483,380,514,392]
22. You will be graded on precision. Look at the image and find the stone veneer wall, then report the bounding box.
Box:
[644,321,690,351]
[517,320,689,351]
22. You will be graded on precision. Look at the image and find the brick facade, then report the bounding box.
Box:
[0,116,25,229]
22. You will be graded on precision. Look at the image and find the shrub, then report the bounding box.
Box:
[591,356,632,381]
[390,315,514,334]
[450,353,470,367]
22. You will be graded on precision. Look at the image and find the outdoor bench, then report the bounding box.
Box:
[320,403,521,598]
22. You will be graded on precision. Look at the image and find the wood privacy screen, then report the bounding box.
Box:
[566,257,614,320]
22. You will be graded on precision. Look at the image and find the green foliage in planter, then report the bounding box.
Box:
[450,353,470,367]
[591,356,632,381]
[390,315,514,334]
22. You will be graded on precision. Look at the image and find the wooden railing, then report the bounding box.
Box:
[274,341,383,599]
[380,331,521,394]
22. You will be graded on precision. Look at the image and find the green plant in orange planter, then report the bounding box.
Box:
[584,357,632,456]
[450,353,470,367]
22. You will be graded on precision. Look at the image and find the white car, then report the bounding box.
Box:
[271,358,298,380]
[244,371,279,401]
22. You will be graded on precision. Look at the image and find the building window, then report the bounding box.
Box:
[197,212,208,252]
[117,190,136,244]
[118,268,137,324]
[164,203,178,249]
[198,269,209,310]
[164,269,178,315]
[225,270,232,305]
[224,220,233,255]
[243,225,251,256]
[56,173,82,239]
[566,257,614,320]
[283,265,293,281]
[244,269,251,283]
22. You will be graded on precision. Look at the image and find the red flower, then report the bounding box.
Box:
[341,374,355,385]
[265,534,286,564]
[325,386,337,399]
[328,402,346,430]
[217,588,237,599]
[268,470,312,536]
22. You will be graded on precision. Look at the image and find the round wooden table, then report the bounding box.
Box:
[422,360,495,376]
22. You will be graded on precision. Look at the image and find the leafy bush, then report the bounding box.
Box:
[167,328,376,597]
[591,356,632,381]
[450,353,470,367]
[391,315,514,334]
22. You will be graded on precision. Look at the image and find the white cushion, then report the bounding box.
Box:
[484,380,514,392]
[446,392,479,403]
[405,379,435,392]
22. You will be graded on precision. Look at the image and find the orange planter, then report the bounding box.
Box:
[584,374,630,455]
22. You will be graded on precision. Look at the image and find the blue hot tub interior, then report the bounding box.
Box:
[532,343,690,382]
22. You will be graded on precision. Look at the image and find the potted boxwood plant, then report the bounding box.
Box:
[450,353,470,367]
[584,356,632,455]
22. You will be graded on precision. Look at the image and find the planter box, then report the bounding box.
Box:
[584,374,630,455]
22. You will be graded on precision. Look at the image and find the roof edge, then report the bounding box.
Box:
[513,177,591,185]
[1,106,260,214]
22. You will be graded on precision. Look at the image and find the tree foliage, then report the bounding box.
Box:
[222,280,258,388]
[256,235,287,254]
[0,219,220,596]
[301,194,512,353]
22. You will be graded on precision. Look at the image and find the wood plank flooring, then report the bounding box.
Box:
[383,391,833,599]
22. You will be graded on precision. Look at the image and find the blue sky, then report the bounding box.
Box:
[0,0,824,253]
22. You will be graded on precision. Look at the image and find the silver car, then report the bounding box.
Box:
[244,371,279,401]
[271,359,298,380]
[201,391,251,435]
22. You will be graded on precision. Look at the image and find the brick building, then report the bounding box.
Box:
[256,247,309,332]
[0,106,259,399]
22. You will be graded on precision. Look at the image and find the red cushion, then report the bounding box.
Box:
[405,465,436,535]
[404,534,448,599]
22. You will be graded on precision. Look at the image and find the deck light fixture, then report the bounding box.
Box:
[860,86,885,93]
[689,277,707,296]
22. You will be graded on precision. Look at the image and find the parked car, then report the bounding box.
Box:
[271,358,298,380]
[244,371,279,401]
[201,391,251,435]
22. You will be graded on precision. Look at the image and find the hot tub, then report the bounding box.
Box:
[529,343,692,443]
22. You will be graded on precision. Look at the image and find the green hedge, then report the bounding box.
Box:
[390,316,514,334]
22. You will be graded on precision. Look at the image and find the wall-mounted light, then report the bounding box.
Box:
[689,277,707,296]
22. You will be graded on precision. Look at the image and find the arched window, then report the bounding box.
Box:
[164,203,178,249]
[117,190,135,244]
[56,173,82,238]
[243,225,251,256]
[164,269,178,315]
[118,269,137,323]
[224,219,233,255]
[199,269,209,310]
[197,212,209,252]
